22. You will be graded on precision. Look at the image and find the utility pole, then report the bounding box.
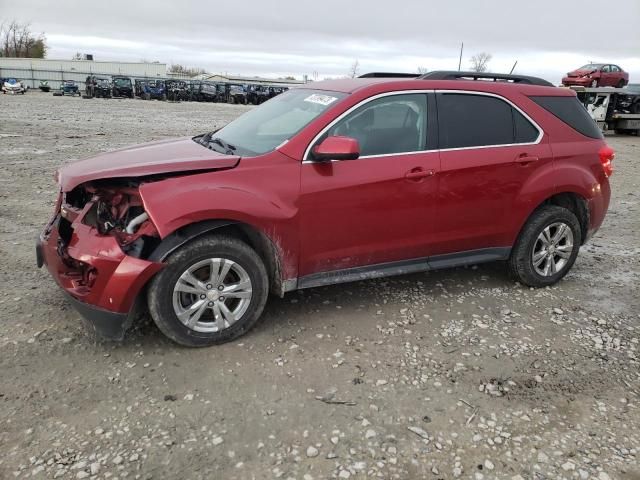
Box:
[458,42,464,71]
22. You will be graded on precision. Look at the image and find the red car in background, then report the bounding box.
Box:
[562,63,629,88]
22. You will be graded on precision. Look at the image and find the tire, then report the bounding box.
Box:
[617,79,626,88]
[590,79,598,88]
[144,93,150,100]
[508,205,582,287]
[148,235,269,347]
[631,102,640,114]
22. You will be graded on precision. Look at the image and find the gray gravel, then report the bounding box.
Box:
[0,92,639,479]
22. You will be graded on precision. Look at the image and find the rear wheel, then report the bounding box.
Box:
[148,235,269,347]
[617,79,626,88]
[508,206,581,287]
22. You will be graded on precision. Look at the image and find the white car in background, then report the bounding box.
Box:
[2,78,28,94]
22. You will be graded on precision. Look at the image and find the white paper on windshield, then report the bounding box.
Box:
[304,94,338,106]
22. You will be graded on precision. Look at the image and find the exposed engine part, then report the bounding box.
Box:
[66,184,160,258]
[126,238,145,258]
[126,212,149,234]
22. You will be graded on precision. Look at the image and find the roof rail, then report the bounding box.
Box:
[359,72,420,78]
[417,71,553,87]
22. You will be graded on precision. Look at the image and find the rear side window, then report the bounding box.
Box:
[437,93,539,148]
[530,96,603,139]
[513,109,539,143]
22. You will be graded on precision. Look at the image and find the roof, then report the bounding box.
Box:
[298,77,568,96]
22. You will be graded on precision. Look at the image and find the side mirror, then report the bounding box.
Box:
[312,136,360,162]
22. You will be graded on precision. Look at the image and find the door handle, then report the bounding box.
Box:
[514,154,539,165]
[405,168,436,180]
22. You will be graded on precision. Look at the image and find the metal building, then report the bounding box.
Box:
[0,58,168,89]
[204,74,305,87]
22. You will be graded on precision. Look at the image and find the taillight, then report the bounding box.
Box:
[599,145,615,177]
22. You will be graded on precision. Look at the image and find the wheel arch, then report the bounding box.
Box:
[146,219,287,297]
[517,192,590,246]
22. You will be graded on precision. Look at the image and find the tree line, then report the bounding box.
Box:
[0,20,47,58]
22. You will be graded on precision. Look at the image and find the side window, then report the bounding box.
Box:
[325,94,427,157]
[437,93,515,148]
[530,96,603,139]
[602,65,611,73]
[513,108,539,143]
[612,65,620,72]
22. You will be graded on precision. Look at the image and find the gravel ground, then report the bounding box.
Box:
[0,92,639,480]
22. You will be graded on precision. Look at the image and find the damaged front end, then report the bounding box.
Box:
[37,180,164,339]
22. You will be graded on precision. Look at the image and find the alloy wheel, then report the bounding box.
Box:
[172,258,253,333]
[531,222,574,277]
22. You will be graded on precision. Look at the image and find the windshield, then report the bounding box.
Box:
[579,64,603,70]
[114,78,130,87]
[206,89,346,156]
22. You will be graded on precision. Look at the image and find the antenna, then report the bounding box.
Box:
[509,61,518,74]
[458,42,464,71]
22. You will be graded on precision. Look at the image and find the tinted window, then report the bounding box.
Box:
[513,109,539,143]
[437,93,519,148]
[530,96,603,139]
[325,94,427,156]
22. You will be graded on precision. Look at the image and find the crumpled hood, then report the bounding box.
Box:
[568,69,597,77]
[57,137,240,191]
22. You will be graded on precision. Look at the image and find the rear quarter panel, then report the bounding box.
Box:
[513,93,611,236]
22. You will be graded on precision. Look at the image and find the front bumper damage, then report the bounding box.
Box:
[37,195,164,340]
[562,76,594,87]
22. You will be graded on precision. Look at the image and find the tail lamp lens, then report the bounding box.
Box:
[599,146,615,177]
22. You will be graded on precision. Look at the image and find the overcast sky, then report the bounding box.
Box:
[2,0,640,84]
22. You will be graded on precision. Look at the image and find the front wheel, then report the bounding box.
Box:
[148,235,269,347]
[508,206,581,287]
[590,79,598,88]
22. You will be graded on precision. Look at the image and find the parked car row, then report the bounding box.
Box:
[37,75,290,104]
[133,79,289,104]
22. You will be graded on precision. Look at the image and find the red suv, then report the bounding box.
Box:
[37,71,613,347]
[562,63,629,88]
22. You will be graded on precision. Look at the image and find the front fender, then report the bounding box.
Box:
[138,154,301,279]
[140,182,297,239]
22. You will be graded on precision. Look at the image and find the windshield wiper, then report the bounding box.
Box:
[209,137,237,154]
[210,137,236,151]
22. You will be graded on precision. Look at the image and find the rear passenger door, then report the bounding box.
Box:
[600,65,614,86]
[432,91,553,255]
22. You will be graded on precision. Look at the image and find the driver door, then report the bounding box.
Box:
[298,92,440,278]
